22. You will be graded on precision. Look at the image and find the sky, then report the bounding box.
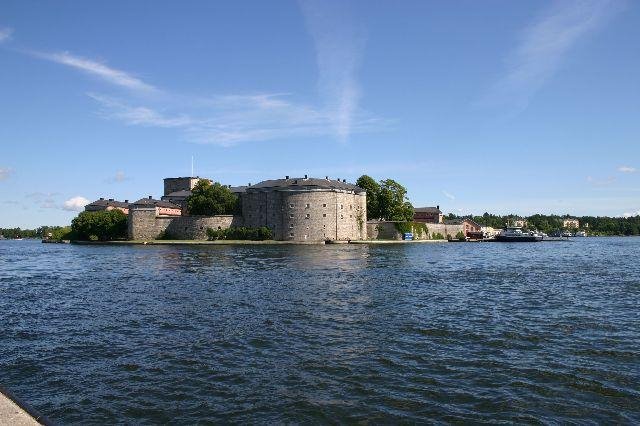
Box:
[1,0,639,228]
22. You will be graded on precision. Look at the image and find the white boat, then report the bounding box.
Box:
[496,226,543,242]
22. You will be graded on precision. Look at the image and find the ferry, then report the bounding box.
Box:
[496,226,543,242]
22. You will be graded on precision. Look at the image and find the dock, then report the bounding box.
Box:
[0,387,47,425]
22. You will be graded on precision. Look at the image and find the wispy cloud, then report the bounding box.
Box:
[89,92,381,146]
[299,0,366,142]
[0,27,12,43]
[0,167,13,181]
[106,170,131,184]
[587,175,616,186]
[622,209,640,218]
[34,51,157,93]
[618,165,637,173]
[62,196,89,212]
[442,190,455,200]
[483,0,620,111]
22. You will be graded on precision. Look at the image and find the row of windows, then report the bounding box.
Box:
[288,213,352,219]
[288,203,353,209]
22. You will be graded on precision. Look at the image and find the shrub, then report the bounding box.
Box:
[206,226,273,241]
[431,232,445,240]
[455,231,466,241]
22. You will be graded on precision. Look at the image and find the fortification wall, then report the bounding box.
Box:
[366,221,462,240]
[128,209,173,240]
[128,209,242,240]
[165,215,242,239]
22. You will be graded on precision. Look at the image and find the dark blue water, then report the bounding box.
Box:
[1,239,639,424]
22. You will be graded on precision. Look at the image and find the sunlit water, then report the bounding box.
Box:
[1,238,639,423]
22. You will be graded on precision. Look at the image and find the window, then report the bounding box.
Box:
[340,214,344,219]
[349,215,352,218]
[304,234,308,240]
[323,224,326,229]
[350,205,352,210]
[290,233,294,237]
[289,203,294,208]
[305,203,310,208]
[323,213,327,217]
[340,204,343,209]
[305,214,310,219]
[290,214,294,218]
[289,224,294,229]
[323,203,327,207]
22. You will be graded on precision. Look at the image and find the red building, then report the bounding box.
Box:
[413,206,443,224]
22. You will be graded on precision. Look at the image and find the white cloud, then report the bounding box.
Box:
[0,167,13,181]
[483,0,620,110]
[63,196,89,212]
[442,190,455,200]
[89,92,381,146]
[622,210,640,218]
[299,0,366,142]
[587,175,616,186]
[618,165,637,173]
[34,51,156,92]
[0,27,13,43]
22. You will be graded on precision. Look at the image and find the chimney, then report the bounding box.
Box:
[285,175,289,179]
[304,174,308,179]
[437,205,440,210]
[325,176,329,180]
[248,183,252,186]
[109,198,114,201]
[343,179,346,183]
[125,200,129,203]
[99,197,104,200]
[148,195,152,199]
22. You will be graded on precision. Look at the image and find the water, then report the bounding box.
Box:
[1,239,639,424]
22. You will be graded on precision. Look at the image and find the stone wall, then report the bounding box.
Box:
[128,209,242,240]
[241,189,366,241]
[366,222,429,240]
[165,215,242,239]
[128,208,172,240]
[366,221,464,240]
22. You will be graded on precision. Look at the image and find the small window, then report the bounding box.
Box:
[305,203,310,208]
[289,203,294,208]
[290,233,294,237]
[350,205,352,210]
[340,214,344,219]
[304,234,308,240]
[305,214,310,219]
[340,204,343,209]
[349,215,352,218]
[323,213,327,217]
[290,214,294,218]
[323,203,327,207]
[323,224,326,228]
[289,224,294,229]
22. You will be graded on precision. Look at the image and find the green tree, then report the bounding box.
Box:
[186,180,239,215]
[71,210,127,241]
[356,175,380,220]
[356,175,413,221]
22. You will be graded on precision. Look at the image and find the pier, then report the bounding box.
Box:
[0,387,46,425]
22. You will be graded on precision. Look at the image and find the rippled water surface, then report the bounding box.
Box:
[1,239,640,424]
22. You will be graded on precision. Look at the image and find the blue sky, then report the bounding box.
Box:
[1,0,639,228]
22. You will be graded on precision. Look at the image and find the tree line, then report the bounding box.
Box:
[449,212,640,236]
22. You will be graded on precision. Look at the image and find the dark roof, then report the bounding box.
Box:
[414,207,442,214]
[246,177,364,193]
[230,186,247,193]
[164,190,192,198]
[131,197,181,209]
[444,218,481,227]
[86,198,129,208]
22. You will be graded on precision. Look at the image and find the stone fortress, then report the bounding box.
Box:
[125,176,367,242]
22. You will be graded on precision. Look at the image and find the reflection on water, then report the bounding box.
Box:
[1,239,640,423]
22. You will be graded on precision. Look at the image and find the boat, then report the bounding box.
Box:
[561,231,573,238]
[575,231,587,237]
[495,226,543,242]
